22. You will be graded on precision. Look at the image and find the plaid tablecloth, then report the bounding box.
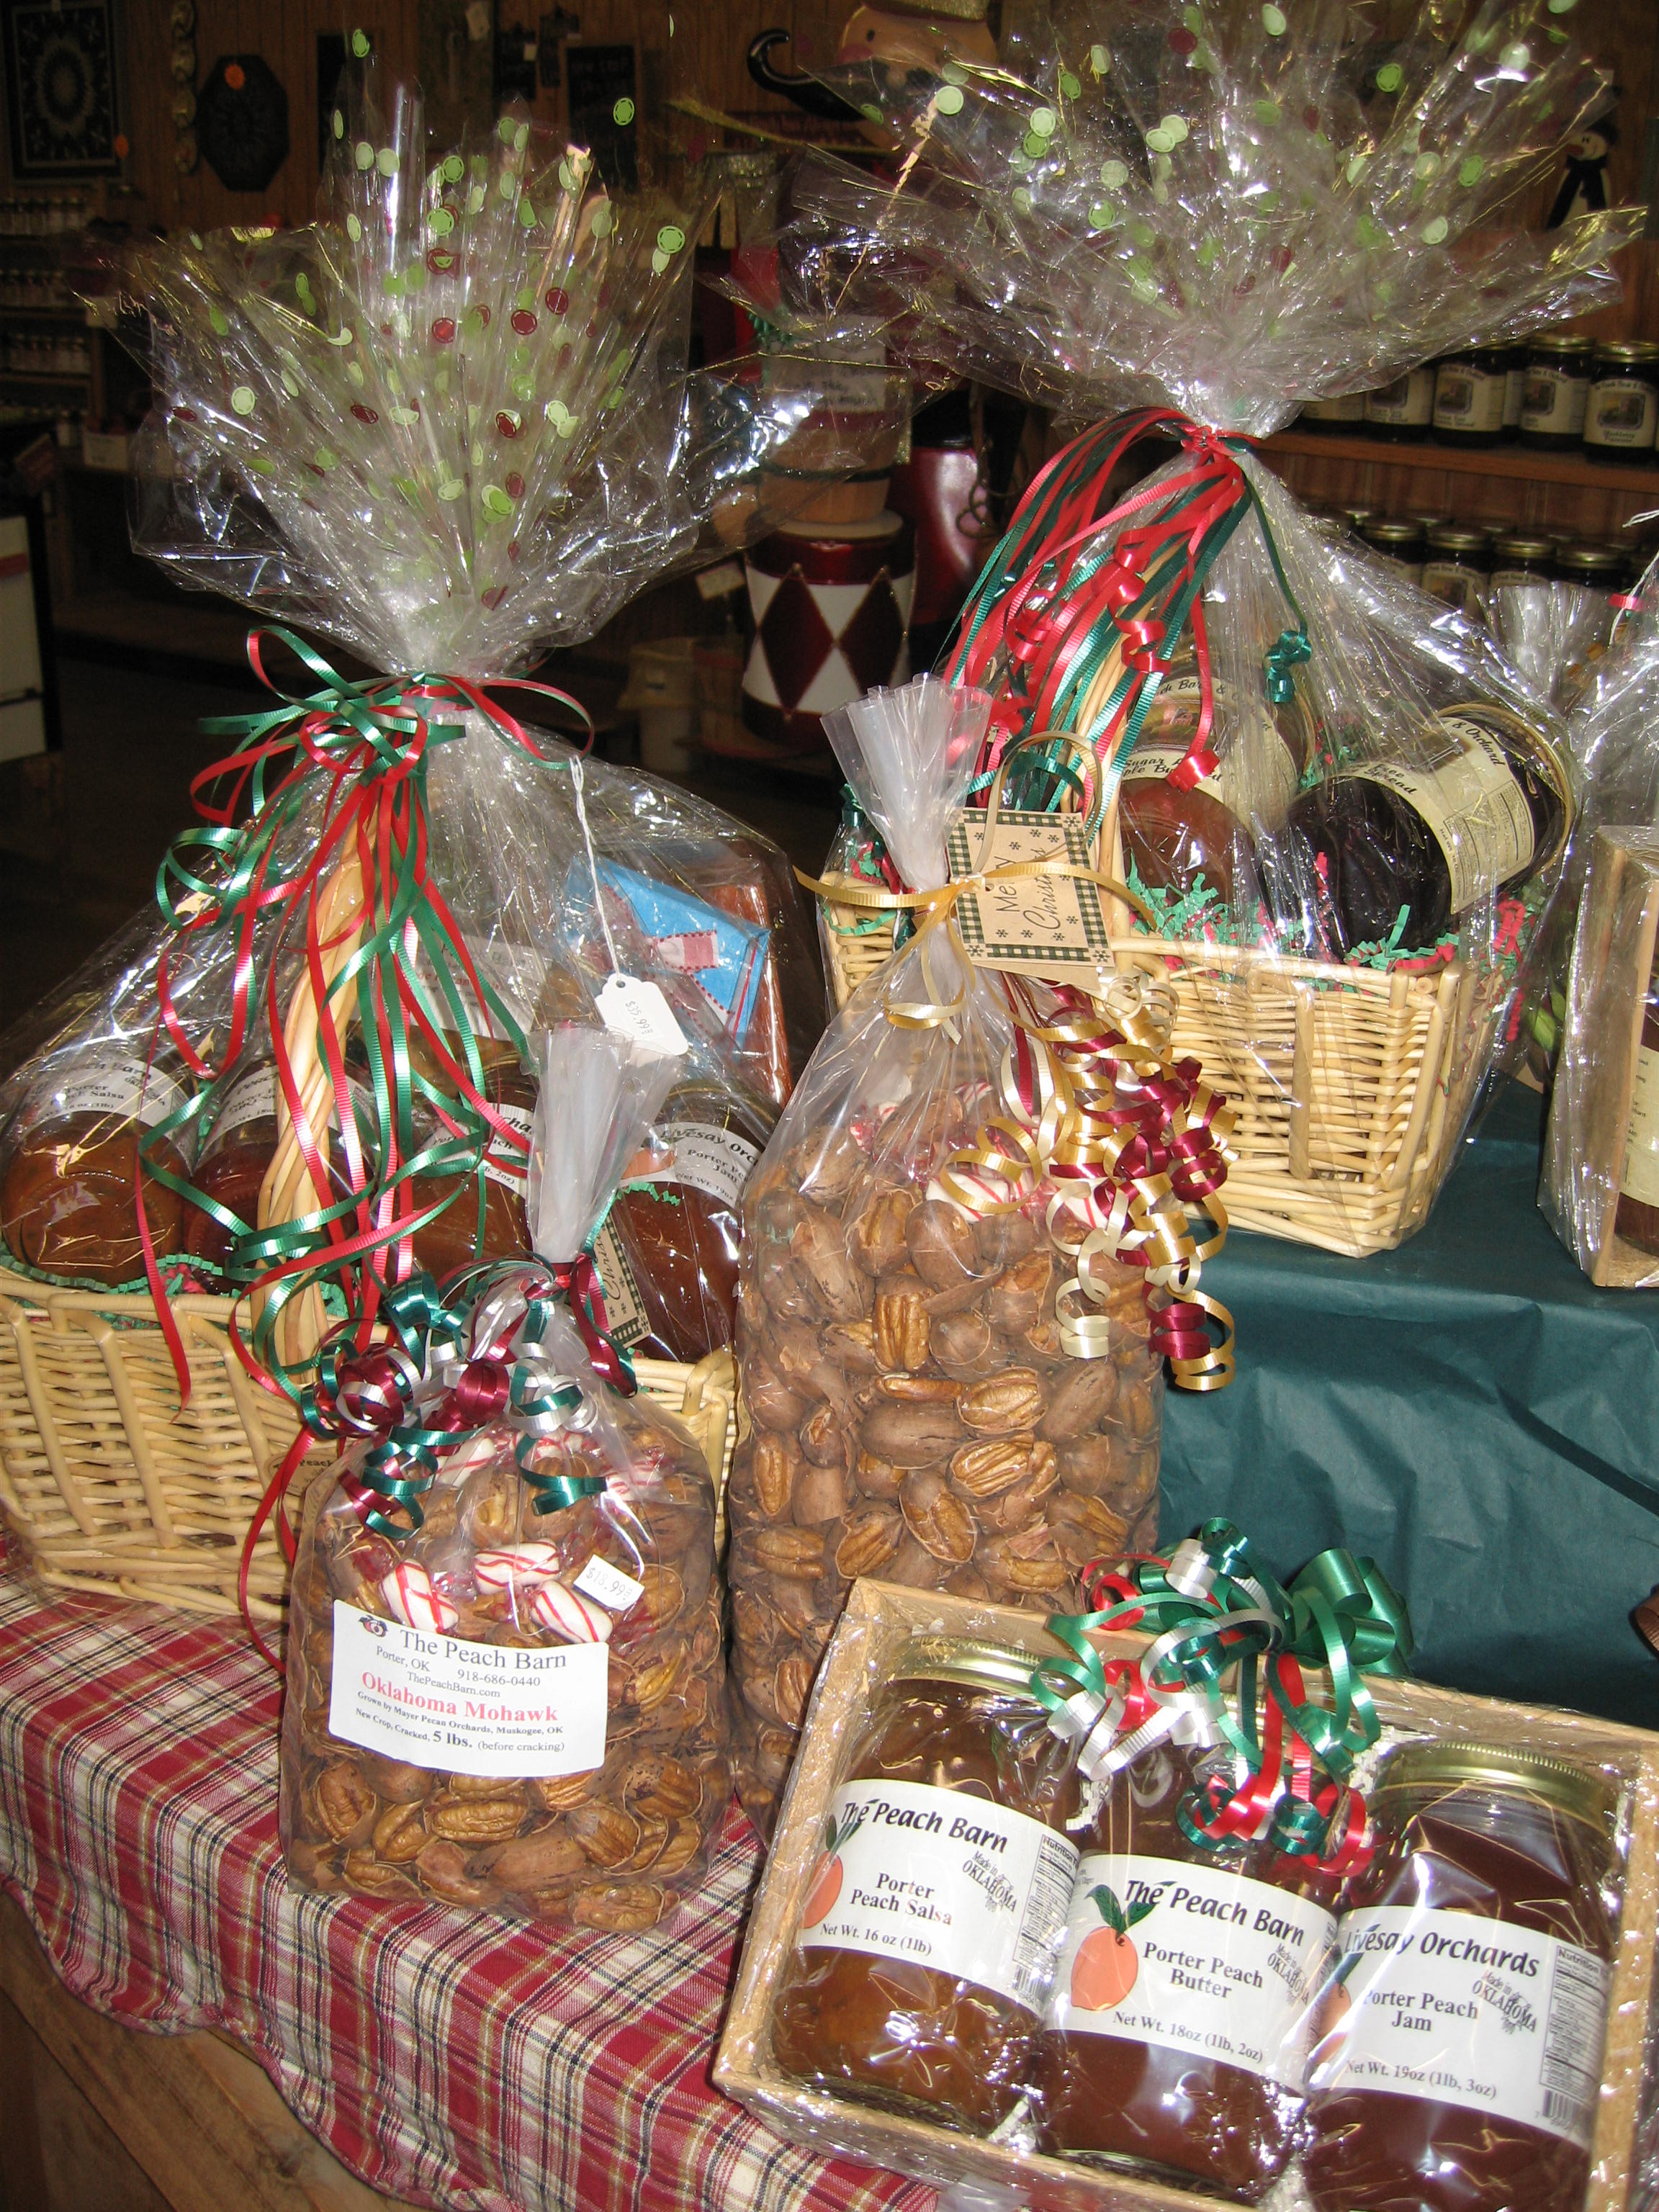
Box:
[0,1563,928,2212]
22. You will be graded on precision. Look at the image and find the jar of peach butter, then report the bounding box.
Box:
[770,1636,1079,2132]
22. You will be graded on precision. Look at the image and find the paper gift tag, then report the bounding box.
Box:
[588,1214,652,1349]
[945,808,1111,976]
[597,973,689,1058]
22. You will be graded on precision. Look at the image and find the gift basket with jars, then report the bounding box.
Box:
[717,1537,1659,2212]
[773,0,1643,1257]
[0,42,873,1625]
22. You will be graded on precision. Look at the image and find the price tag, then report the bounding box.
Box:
[573,1555,647,1615]
[695,559,747,601]
[596,973,689,1060]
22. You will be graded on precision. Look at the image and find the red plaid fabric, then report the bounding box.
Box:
[0,1563,929,2212]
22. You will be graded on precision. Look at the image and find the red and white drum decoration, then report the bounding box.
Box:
[740,511,915,756]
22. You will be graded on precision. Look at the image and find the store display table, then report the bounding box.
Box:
[1163,1080,1659,1726]
[0,1565,924,2212]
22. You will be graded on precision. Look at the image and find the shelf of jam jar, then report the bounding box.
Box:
[1,306,89,324]
[0,369,91,387]
[1259,429,1659,495]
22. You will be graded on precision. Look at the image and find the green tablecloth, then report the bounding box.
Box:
[1160,1082,1659,1729]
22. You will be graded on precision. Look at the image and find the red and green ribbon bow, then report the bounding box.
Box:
[1032,1518,1412,1873]
[135,626,591,1416]
[240,1254,631,1669]
[945,407,1310,813]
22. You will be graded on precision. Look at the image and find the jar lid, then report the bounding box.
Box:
[1426,525,1491,555]
[1491,535,1555,562]
[1362,519,1425,547]
[1558,544,1627,579]
[1529,333,1596,359]
[1596,341,1659,367]
[1374,1740,1621,1831]
[1335,506,1377,528]
[893,1635,1048,1699]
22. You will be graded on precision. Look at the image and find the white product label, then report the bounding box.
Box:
[1419,560,1488,619]
[1366,369,1435,427]
[327,1599,608,1779]
[1584,379,1658,452]
[695,559,747,600]
[1309,1905,1611,2150]
[1048,1853,1336,2087]
[1522,368,1591,438]
[622,1120,759,1209]
[799,1779,1079,2013]
[1619,1043,1659,1208]
[213,1061,279,1133]
[597,973,690,1060]
[1434,367,1507,434]
[482,1100,534,1189]
[572,1553,645,1614]
[1344,716,1534,914]
[1303,395,1366,423]
[29,1057,188,1133]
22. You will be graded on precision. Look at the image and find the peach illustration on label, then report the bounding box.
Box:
[801,1805,867,1928]
[1070,1884,1156,2010]
[1305,1954,1361,2077]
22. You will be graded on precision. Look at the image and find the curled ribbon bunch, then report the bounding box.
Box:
[1032,1518,1413,1873]
[137,624,592,1413]
[946,408,1310,809]
[240,1254,630,1668]
[801,732,1236,1388]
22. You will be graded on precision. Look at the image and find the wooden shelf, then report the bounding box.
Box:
[0,369,90,387]
[1260,429,1659,495]
[0,305,85,323]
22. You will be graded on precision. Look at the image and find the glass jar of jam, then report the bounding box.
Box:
[181,1057,375,1280]
[770,1636,1079,2132]
[404,1034,536,1278]
[1420,526,1492,621]
[1488,535,1557,591]
[1501,346,1527,441]
[1359,517,1426,585]
[1304,1741,1623,2212]
[1557,542,1630,602]
[1365,368,1436,441]
[1118,670,1306,911]
[1274,701,1570,956]
[1433,351,1509,447]
[1040,1742,1339,2200]
[1521,335,1595,449]
[1584,343,1659,462]
[1331,505,1377,534]
[1300,395,1367,432]
[600,1076,774,1360]
[0,1046,194,1285]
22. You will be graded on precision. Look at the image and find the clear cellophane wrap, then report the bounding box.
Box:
[736,0,1638,1251]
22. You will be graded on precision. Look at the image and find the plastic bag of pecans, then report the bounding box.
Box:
[279,1028,733,1926]
[727,683,1163,1838]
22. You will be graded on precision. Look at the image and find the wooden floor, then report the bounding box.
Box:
[0,1892,417,2212]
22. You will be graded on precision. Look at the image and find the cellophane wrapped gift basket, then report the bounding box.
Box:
[770,0,1644,1258]
[0,42,881,1629]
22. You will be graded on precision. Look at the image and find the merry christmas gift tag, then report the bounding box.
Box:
[945,808,1112,977]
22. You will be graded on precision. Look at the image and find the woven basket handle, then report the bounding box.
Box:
[254,850,368,1375]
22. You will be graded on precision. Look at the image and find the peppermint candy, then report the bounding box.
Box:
[379,1562,459,1633]
[528,1580,613,1643]
[927,1169,1022,1218]
[472,1543,563,1591]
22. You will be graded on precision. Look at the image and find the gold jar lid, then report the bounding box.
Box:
[1425,525,1491,557]
[1375,1740,1621,1833]
[1558,544,1627,580]
[1491,535,1555,563]
[1596,341,1659,369]
[1528,333,1596,361]
[894,1635,1048,1699]
[1362,519,1425,548]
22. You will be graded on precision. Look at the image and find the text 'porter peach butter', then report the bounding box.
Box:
[770,1636,1079,2133]
[1040,1740,1339,2198]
